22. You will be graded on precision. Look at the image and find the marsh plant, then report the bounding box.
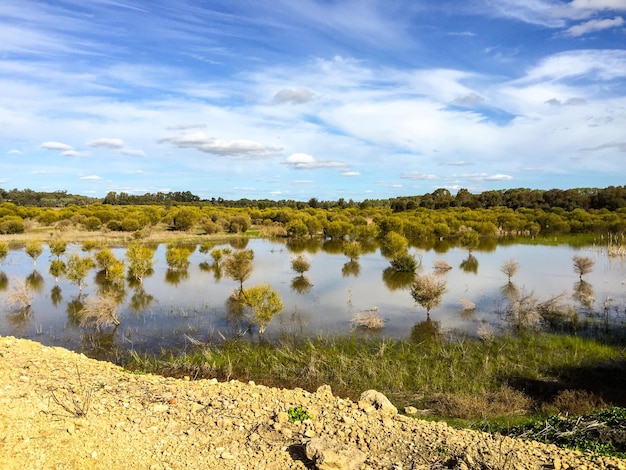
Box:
[66,253,95,292]
[0,241,8,265]
[79,292,121,330]
[240,284,283,335]
[223,249,254,293]
[24,240,43,268]
[351,309,384,330]
[500,259,520,282]
[411,274,447,317]
[290,254,311,277]
[573,255,594,279]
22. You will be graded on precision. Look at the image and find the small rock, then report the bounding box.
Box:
[404,406,418,415]
[359,390,398,415]
[305,437,366,470]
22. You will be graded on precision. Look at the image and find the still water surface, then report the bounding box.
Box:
[1,238,625,355]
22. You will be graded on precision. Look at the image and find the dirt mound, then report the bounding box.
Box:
[1,336,624,469]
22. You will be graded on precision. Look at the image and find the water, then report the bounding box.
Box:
[1,238,625,357]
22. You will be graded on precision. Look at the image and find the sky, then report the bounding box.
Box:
[1,0,625,201]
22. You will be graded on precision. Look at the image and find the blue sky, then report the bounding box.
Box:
[1,0,625,201]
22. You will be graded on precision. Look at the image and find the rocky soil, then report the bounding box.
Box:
[1,336,625,470]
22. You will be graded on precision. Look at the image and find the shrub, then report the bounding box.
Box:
[0,216,25,234]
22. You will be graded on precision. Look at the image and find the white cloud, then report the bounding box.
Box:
[570,0,626,11]
[564,16,625,36]
[119,148,146,157]
[284,153,346,169]
[62,150,90,157]
[272,88,314,105]
[462,173,513,182]
[79,175,102,180]
[7,149,22,155]
[340,171,361,177]
[86,138,124,148]
[400,172,439,180]
[41,141,73,151]
[523,49,626,82]
[160,133,282,158]
[447,161,473,166]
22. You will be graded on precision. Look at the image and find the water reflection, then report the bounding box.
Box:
[342,260,361,278]
[382,268,414,291]
[26,270,45,292]
[411,317,442,342]
[165,268,189,285]
[1,239,626,355]
[573,280,595,312]
[291,276,313,294]
[50,285,63,307]
[501,282,520,302]
[129,286,155,314]
[459,254,479,274]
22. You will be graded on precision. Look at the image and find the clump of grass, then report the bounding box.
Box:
[550,389,607,415]
[351,310,384,330]
[460,298,476,311]
[79,292,121,330]
[433,259,452,272]
[429,385,532,419]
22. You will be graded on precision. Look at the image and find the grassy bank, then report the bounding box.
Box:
[123,332,626,456]
[124,332,625,415]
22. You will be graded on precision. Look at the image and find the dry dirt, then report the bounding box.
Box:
[1,336,625,470]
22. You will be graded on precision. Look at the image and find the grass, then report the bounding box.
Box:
[124,332,624,410]
[122,332,626,457]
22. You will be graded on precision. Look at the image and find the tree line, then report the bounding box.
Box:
[2,185,626,212]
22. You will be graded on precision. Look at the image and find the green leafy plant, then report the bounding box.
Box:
[287,405,312,423]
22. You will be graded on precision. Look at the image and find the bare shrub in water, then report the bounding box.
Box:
[351,309,384,330]
[79,293,121,330]
[6,278,33,311]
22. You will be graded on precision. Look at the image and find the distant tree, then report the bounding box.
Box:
[24,240,43,268]
[210,248,224,266]
[199,241,213,258]
[290,255,311,277]
[458,227,480,253]
[343,240,362,261]
[410,274,447,318]
[126,242,155,284]
[165,243,192,271]
[66,254,95,292]
[381,231,408,259]
[390,253,419,273]
[240,284,283,335]
[223,249,254,293]
[95,247,117,276]
[573,255,594,280]
[48,239,67,259]
[0,241,8,265]
[49,259,66,284]
[500,259,520,282]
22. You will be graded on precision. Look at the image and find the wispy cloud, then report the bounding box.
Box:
[564,15,625,36]
[284,153,346,170]
[41,141,72,151]
[401,172,439,180]
[86,138,124,149]
[79,175,102,180]
[160,133,282,158]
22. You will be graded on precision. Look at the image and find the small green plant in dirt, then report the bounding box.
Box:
[288,406,312,423]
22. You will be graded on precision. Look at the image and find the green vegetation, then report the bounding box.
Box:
[287,406,313,423]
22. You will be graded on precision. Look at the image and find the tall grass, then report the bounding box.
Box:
[124,332,624,418]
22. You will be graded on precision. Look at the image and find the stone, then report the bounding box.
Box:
[358,390,398,415]
[305,437,367,470]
